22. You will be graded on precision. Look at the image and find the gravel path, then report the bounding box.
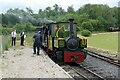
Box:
[0,46,71,78]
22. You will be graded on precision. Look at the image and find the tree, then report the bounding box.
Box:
[89,19,99,31]
[59,7,65,15]
[38,9,42,14]
[0,14,2,24]
[2,13,20,26]
[1,4,119,32]
[67,5,75,13]
[52,4,61,19]
[45,6,52,18]
[26,7,33,15]
[53,4,59,12]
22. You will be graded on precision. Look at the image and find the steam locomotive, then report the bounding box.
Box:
[39,19,87,62]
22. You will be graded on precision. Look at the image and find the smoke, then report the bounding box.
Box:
[42,18,55,23]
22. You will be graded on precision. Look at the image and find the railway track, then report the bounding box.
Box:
[60,50,119,79]
[43,49,119,79]
[60,63,105,80]
[85,49,120,67]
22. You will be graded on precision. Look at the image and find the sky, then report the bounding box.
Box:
[0,0,119,13]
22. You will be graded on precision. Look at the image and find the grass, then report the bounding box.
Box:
[0,35,2,55]
[1,32,34,54]
[1,35,11,54]
[87,32,118,53]
[25,32,34,47]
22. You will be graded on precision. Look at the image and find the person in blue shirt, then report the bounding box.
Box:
[33,31,41,55]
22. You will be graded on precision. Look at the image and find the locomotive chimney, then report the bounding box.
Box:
[69,18,74,37]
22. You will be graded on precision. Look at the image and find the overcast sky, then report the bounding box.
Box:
[0,0,119,13]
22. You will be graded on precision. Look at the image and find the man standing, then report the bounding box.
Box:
[11,30,17,46]
[20,31,25,46]
[33,31,41,55]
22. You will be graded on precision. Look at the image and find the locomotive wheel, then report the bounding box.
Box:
[50,52,56,61]
[56,50,63,62]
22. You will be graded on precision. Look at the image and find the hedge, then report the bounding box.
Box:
[81,30,91,37]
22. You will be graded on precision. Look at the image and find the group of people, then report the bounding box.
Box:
[11,30,41,55]
[11,30,25,46]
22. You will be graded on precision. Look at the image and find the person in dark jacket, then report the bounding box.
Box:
[33,31,41,55]
[20,31,25,46]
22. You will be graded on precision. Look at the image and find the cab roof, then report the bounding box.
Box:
[46,22,77,25]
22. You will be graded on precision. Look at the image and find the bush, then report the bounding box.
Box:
[15,23,25,32]
[76,26,81,31]
[25,22,35,32]
[81,30,91,37]
[2,28,13,35]
[2,35,11,52]
[15,22,35,32]
[81,21,93,31]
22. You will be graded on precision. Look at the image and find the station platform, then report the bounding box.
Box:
[0,47,72,79]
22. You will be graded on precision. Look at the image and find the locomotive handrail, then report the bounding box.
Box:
[46,22,77,25]
[58,38,64,40]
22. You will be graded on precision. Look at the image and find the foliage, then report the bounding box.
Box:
[1,22,35,35]
[15,22,36,32]
[80,30,91,37]
[0,4,118,32]
[67,5,75,13]
[25,32,34,46]
[2,27,13,35]
[81,21,93,31]
[89,19,102,31]
[2,35,11,52]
